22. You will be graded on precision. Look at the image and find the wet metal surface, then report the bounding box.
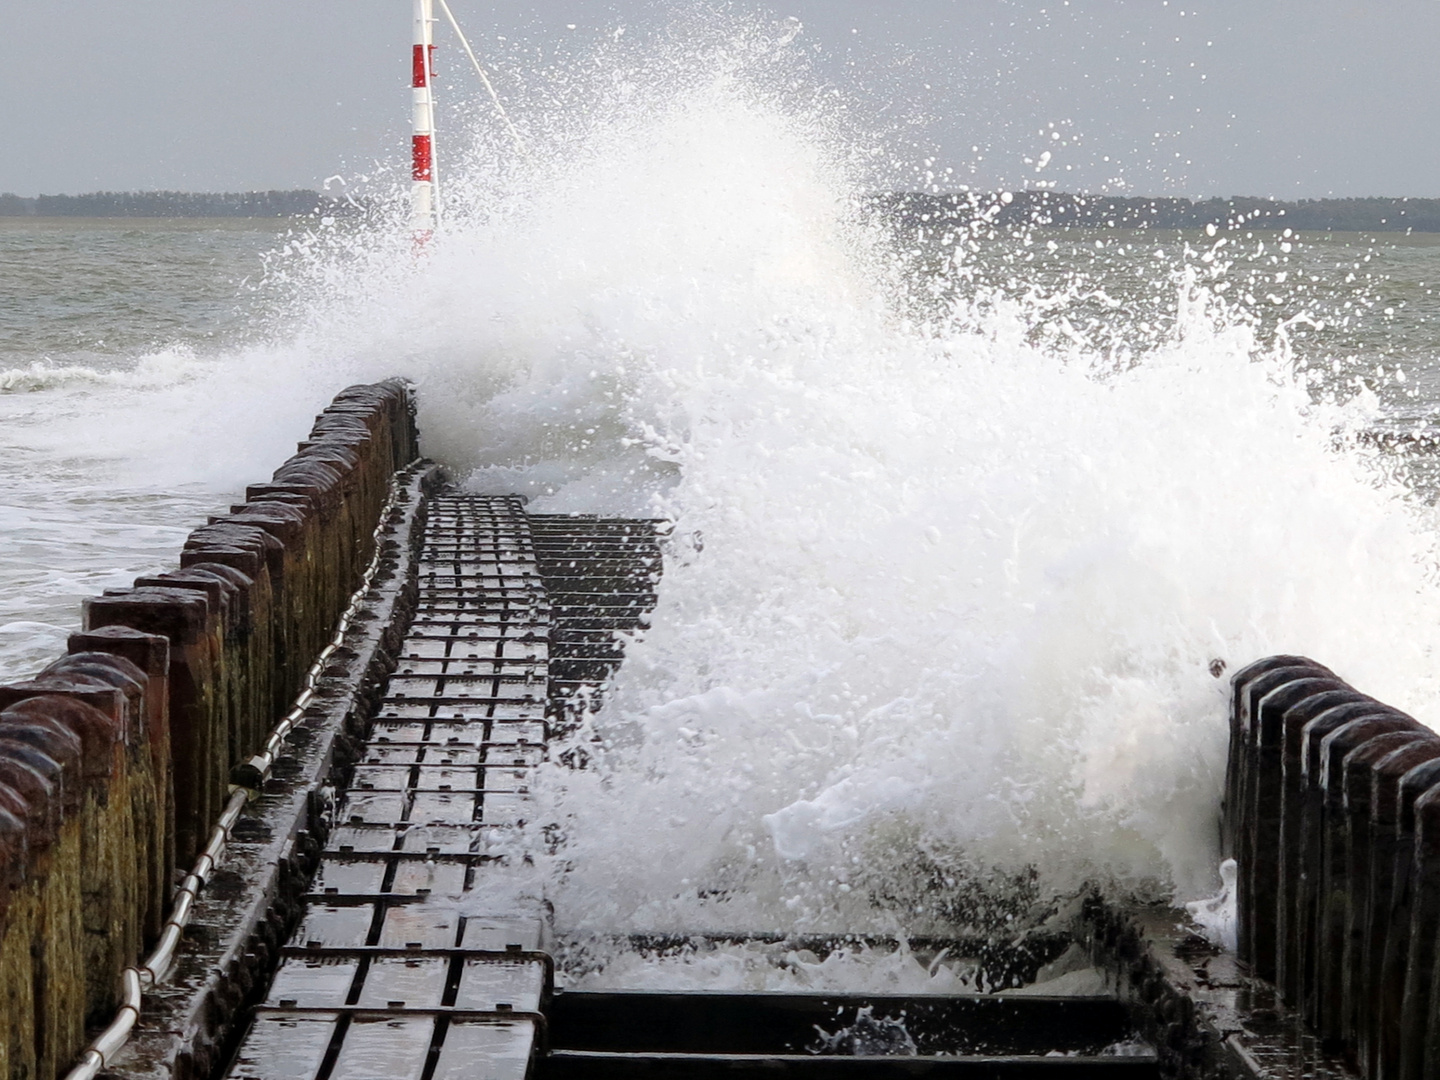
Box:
[213,499,1179,1078]
[527,515,663,734]
[225,497,551,1080]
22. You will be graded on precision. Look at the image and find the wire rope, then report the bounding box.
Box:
[436,0,532,162]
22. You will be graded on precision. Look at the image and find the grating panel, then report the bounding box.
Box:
[225,497,554,1080]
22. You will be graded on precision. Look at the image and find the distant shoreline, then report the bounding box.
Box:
[5,188,1440,232]
[880,191,1440,233]
[0,190,361,219]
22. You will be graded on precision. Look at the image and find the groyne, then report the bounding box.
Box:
[1227,657,1440,1079]
[0,379,417,1080]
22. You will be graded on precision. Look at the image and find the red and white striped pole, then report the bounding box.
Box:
[410,0,438,241]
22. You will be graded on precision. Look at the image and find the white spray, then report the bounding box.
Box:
[2,13,1438,985]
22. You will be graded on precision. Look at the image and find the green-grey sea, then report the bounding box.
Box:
[4,215,1440,680]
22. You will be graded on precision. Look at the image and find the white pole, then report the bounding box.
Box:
[410,0,438,240]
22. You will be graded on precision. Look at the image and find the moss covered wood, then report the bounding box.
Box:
[0,379,417,1080]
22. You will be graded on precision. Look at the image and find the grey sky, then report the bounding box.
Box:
[3,1,1438,199]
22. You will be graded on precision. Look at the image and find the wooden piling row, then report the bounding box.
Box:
[1228,655,1440,1079]
[0,379,417,1080]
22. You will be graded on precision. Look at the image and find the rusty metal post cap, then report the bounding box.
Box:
[2,696,122,779]
[0,744,63,841]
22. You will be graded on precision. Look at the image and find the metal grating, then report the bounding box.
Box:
[218,496,1161,1079]
[528,515,664,732]
[225,497,551,1080]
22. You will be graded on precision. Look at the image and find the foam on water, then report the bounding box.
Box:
[4,12,1440,984]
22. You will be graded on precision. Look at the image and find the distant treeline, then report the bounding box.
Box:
[0,189,362,218]
[879,191,1440,233]
[4,187,1440,230]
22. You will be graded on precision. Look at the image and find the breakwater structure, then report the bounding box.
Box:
[0,379,419,1080]
[1223,657,1440,1080]
[0,378,1415,1080]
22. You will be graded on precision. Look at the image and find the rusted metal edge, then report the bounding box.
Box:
[250,1007,546,1025]
[95,462,448,1080]
[1081,896,1360,1080]
[270,945,555,999]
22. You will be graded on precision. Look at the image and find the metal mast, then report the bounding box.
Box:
[410,0,438,240]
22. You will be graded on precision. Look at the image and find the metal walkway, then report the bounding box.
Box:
[225,497,560,1080]
[221,492,1161,1080]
